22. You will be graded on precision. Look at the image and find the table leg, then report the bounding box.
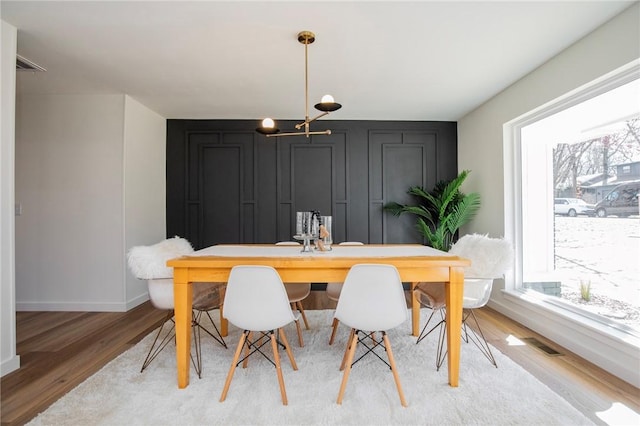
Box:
[173,268,192,389]
[411,282,420,336]
[445,266,464,387]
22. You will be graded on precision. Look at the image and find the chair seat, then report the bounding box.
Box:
[284,283,311,303]
[414,282,446,310]
[326,283,342,302]
[413,234,513,370]
[127,237,227,377]
[192,282,224,311]
[220,265,299,405]
[334,264,408,407]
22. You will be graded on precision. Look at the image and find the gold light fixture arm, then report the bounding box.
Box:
[266,130,331,138]
[294,112,330,130]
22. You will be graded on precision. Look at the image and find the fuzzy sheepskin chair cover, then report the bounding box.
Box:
[127,236,194,280]
[448,233,513,279]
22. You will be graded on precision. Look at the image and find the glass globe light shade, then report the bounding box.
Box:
[321,94,335,104]
[262,118,275,128]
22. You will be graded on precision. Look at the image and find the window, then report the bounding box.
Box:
[506,63,640,339]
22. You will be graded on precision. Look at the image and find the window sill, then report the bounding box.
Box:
[500,288,640,346]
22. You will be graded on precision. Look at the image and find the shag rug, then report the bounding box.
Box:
[27,310,593,426]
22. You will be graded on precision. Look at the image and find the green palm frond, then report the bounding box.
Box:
[383,170,480,251]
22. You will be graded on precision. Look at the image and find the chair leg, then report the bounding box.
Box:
[329,317,339,345]
[416,307,445,345]
[436,315,448,371]
[270,332,288,405]
[196,310,227,349]
[243,331,253,368]
[337,330,359,404]
[278,328,298,371]
[140,310,175,373]
[293,317,304,347]
[296,301,310,330]
[382,332,408,407]
[464,309,498,368]
[434,309,497,370]
[340,328,356,371]
[220,330,248,402]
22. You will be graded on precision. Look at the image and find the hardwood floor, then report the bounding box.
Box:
[2,291,639,426]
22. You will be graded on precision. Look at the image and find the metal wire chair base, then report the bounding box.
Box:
[416,308,445,345]
[235,330,289,368]
[347,330,392,370]
[140,308,227,378]
[416,308,498,370]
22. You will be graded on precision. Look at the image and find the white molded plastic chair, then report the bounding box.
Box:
[275,241,311,347]
[334,264,408,407]
[414,234,513,369]
[220,265,299,405]
[326,242,364,345]
[127,237,227,378]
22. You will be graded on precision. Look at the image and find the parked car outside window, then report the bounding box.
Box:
[591,181,640,218]
[554,198,593,217]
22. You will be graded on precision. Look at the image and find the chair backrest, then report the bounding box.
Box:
[127,237,194,310]
[449,234,513,310]
[335,264,407,331]
[127,236,194,280]
[223,265,296,331]
[449,234,513,279]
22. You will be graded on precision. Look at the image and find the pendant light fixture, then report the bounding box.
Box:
[256,31,342,138]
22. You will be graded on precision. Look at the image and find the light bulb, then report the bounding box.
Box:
[261,118,275,128]
[321,94,335,104]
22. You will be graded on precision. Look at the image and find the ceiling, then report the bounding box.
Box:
[2,1,636,121]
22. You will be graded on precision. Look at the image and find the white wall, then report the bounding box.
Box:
[123,95,166,305]
[1,20,20,376]
[15,94,126,309]
[458,4,640,386]
[14,94,166,311]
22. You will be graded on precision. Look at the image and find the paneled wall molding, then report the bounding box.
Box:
[167,120,457,248]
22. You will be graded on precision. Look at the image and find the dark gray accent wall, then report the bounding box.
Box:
[167,120,457,250]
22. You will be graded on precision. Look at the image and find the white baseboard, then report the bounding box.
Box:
[489,293,640,388]
[16,293,150,313]
[1,355,20,377]
[17,301,128,312]
[126,293,150,310]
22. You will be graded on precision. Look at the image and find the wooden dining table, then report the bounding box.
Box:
[167,244,470,389]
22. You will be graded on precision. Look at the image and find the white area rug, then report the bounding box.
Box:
[28,310,593,425]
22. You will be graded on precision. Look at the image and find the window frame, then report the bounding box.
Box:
[501,60,640,387]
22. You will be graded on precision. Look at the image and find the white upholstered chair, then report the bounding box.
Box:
[334,264,408,407]
[414,233,513,369]
[127,237,226,378]
[325,241,364,345]
[219,265,299,405]
[275,241,311,347]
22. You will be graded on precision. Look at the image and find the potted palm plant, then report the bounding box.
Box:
[384,170,480,251]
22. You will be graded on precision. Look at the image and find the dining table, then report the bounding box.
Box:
[167,243,470,389]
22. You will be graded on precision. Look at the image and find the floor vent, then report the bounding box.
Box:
[521,337,563,356]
